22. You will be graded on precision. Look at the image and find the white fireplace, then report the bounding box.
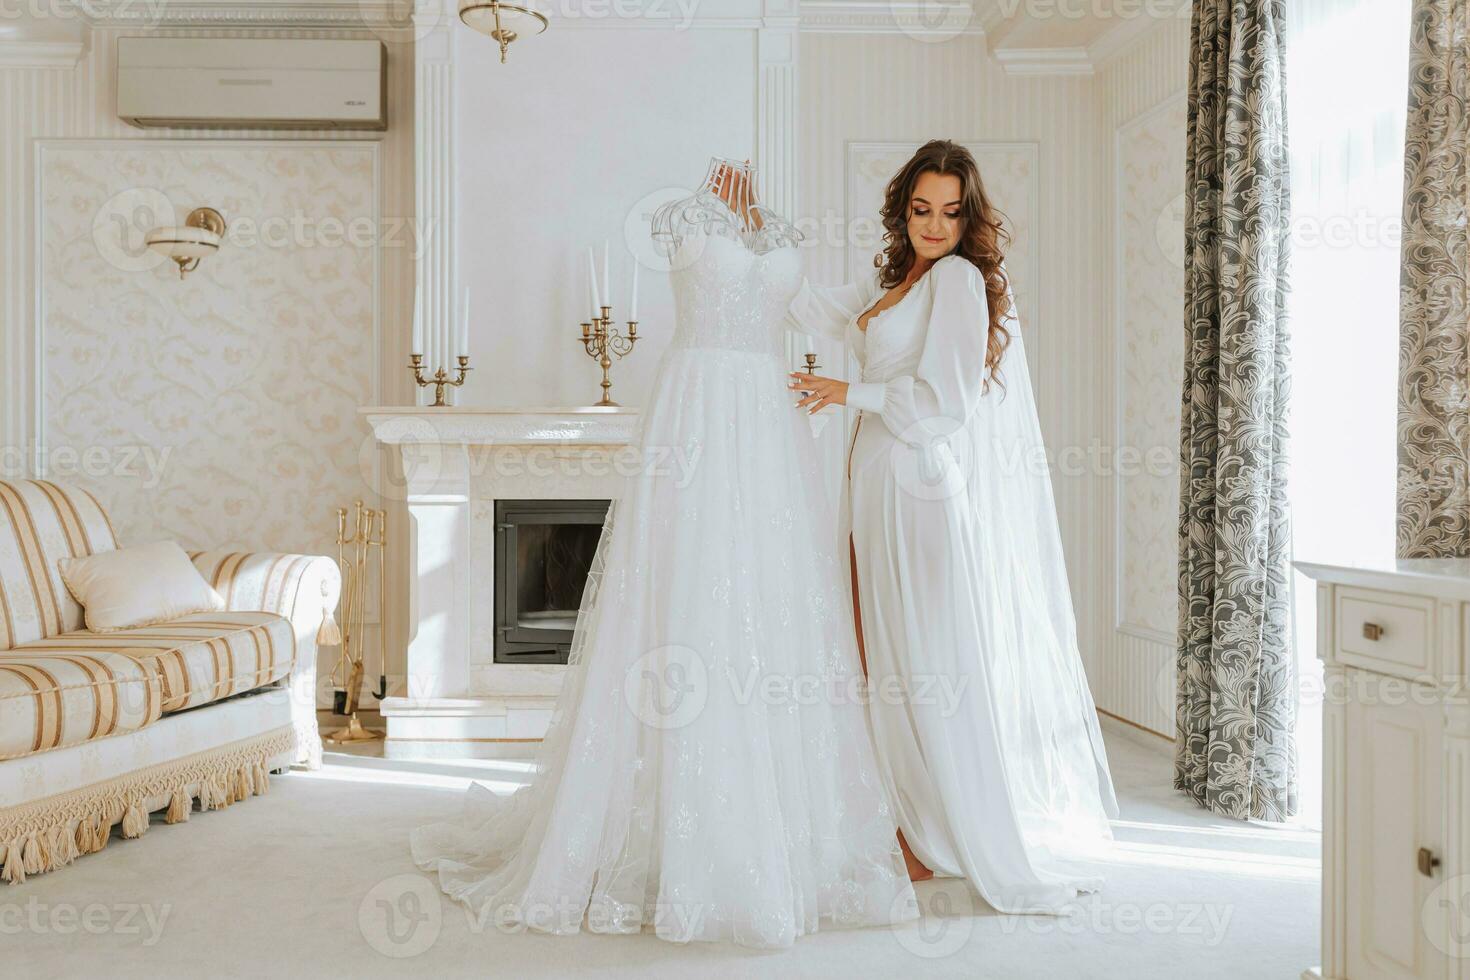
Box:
[362,406,640,758]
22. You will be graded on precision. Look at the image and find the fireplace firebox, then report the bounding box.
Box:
[494,498,610,664]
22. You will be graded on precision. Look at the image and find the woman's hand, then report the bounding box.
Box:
[789,373,848,414]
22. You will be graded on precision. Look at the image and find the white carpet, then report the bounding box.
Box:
[4,718,1319,978]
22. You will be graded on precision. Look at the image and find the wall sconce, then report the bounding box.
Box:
[146,207,226,279]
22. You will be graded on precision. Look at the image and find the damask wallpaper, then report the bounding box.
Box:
[38,141,380,561]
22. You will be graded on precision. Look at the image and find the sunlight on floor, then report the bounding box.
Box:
[1103,839,1319,880]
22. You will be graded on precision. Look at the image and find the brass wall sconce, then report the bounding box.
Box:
[146,206,226,279]
[459,0,548,63]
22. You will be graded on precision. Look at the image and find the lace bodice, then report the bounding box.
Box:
[665,231,802,356]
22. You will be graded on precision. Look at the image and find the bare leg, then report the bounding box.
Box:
[851,533,932,883]
[848,535,868,678]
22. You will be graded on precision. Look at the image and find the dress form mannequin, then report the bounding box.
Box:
[651,156,803,257]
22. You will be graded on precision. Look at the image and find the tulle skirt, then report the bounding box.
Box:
[410,345,916,948]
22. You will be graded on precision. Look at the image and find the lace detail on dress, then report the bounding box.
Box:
[409,227,916,948]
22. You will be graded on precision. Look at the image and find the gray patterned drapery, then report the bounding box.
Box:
[1397,0,1470,557]
[1175,0,1297,822]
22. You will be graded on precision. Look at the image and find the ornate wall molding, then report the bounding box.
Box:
[797,0,985,36]
[0,40,87,69]
[995,47,1095,76]
[415,19,458,404]
[57,0,406,28]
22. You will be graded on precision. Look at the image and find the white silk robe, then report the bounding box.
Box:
[785,254,1119,913]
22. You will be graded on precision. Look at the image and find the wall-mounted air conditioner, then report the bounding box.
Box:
[117,37,387,131]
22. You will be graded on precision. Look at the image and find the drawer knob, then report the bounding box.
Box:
[1362,622,1383,641]
[1418,847,1440,877]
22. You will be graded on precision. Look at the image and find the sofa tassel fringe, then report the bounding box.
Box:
[22,831,46,875]
[76,812,106,855]
[200,776,225,811]
[120,801,149,839]
[50,824,78,869]
[1,727,292,884]
[2,840,25,884]
[166,788,191,825]
[232,766,251,803]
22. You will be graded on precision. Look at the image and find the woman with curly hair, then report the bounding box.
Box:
[783,139,1119,913]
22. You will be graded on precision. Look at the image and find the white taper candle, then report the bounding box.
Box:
[601,239,610,310]
[412,284,423,354]
[460,286,470,359]
[587,247,601,314]
[629,262,639,321]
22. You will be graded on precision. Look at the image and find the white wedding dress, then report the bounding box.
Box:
[785,255,1120,914]
[410,218,916,948]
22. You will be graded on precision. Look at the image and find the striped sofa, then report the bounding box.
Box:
[0,480,340,882]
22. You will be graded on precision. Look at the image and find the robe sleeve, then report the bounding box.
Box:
[782,269,880,342]
[854,254,990,445]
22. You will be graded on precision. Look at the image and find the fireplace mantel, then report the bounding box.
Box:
[361,406,641,447]
[362,405,641,757]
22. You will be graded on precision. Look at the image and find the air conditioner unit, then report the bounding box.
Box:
[117,37,387,131]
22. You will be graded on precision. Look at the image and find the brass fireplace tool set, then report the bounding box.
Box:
[324,500,388,744]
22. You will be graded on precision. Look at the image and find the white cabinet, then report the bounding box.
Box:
[1297,559,1470,980]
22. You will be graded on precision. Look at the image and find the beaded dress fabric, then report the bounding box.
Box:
[410,192,916,948]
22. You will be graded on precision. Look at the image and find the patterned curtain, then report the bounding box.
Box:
[1175,0,1297,822]
[1397,0,1469,557]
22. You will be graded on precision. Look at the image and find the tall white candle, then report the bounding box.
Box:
[629,263,639,321]
[601,239,610,311]
[411,285,423,354]
[460,286,470,359]
[586,247,601,313]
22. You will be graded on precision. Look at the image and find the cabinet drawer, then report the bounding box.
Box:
[1334,586,1438,680]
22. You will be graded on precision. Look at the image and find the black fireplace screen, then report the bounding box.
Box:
[494,499,610,664]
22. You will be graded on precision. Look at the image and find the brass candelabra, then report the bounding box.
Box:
[409,353,472,407]
[577,306,639,407]
[802,352,821,374]
[324,500,388,745]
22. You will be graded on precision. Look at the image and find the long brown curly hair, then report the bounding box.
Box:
[876,139,1013,393]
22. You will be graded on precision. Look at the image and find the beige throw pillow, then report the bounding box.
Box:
[59,540,225,632]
